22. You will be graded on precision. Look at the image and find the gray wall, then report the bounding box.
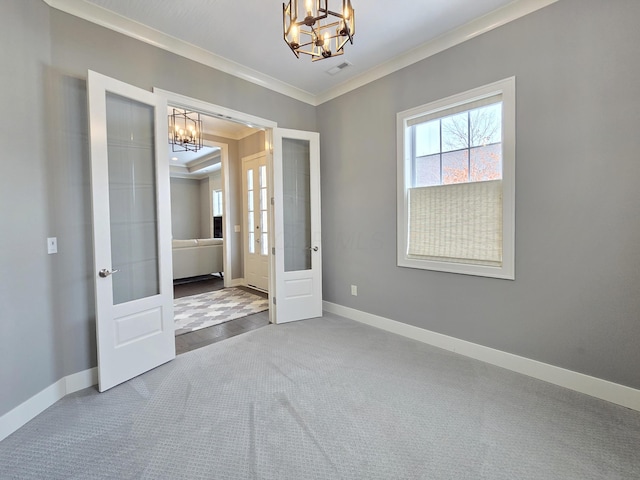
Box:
[239,131,267,159]
[170,177,202,239]
[199,177,211,238]
[0,0,63,417]
[317,0,640,389]
[210,171,222,192]
[0,0,316,417]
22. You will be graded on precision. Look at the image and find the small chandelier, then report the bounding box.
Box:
[168,108,203,152]
[283,0,355,61]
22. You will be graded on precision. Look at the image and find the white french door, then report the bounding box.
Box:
[243,151,269,292]
[272,128,322,323]
[88,71,175,392]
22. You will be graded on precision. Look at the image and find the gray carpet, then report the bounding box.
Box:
[1,314,639,479]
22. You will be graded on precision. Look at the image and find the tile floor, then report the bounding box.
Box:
[173,275,270,355]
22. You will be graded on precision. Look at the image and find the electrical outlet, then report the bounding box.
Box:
[47,237,58,254]
[351,285,358,296]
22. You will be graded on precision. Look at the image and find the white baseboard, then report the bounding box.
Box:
[65,367,98,393]
[0,367,97,442]
[323,301,640,412]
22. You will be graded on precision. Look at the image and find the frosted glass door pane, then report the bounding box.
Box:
[282,138,311,272]
[106,93,160,304]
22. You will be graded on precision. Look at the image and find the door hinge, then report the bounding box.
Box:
[271,197,274,205]
[272,247,275,255]
[272,297,276,305]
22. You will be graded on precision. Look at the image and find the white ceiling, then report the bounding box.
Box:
[168,110,262,178]
[169,146,221,178]
[46,0,557,104]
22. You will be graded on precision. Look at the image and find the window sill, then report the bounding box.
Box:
[398,256,514,280]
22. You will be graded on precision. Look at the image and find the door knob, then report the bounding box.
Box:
[99,268,119,278]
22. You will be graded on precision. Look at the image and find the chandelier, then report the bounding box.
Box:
[283,0,355,61]
[168,108,203,152]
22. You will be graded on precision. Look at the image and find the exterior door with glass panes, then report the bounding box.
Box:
[88,71,175,392]
[243,151,269,291]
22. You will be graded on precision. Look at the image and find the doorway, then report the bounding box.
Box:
[166,107,273,354]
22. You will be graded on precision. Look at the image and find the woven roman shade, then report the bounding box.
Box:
[408,180,503,266]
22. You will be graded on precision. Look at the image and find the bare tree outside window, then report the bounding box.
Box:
[441,105,501,150]
[442,104,502,184]
[413,102,502,186]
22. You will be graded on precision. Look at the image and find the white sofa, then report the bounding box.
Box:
[172,238,223,280]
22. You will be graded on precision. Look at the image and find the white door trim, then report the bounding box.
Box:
[153,89,278,316]
[153,89,278,130]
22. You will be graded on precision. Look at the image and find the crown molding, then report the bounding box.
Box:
[169,164,220,180]
[315,0,559,104]
[42,0,316,105]
[206,129,243,141]
[205,128,260,142]
[187,154,221,173]
[44,0,558,107]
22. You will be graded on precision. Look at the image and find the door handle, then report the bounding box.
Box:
[99,268,119,278]
[309,246,319,252]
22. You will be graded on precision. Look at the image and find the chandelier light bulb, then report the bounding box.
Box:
[338,19,346,36]
[321,32,332,57]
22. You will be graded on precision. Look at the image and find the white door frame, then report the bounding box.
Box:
[200,138,229,250]
[154,89,277,290]
[153,89,278,310]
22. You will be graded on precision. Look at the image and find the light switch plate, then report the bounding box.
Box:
[47,237,57,254]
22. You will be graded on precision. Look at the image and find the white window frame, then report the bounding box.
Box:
[396,77,516,280]
[212,189,223,217]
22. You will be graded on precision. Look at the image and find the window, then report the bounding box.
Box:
[212,189,223,238]
[397,78,515,279]
[212,189,223,217]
